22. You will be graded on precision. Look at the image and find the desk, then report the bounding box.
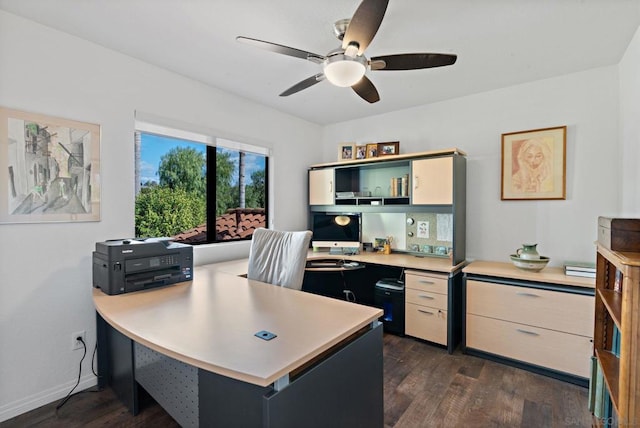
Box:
[304,251,466,353]
[95,263,383,427]
[307,250,465,273]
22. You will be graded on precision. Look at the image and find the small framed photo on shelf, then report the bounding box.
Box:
[355,144,367,160]
[374,237,388,250]
[366,143,378,158]
[338,143,355,161]
[377,141,400,156]
[501,125,566,200]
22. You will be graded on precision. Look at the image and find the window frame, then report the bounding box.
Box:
[135,117,270,245]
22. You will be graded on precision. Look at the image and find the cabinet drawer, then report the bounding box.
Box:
[405,303,447,345]
[466,314,592,378]
[405,272,448,295]
[405,288,447,310]
[466,280,594,337]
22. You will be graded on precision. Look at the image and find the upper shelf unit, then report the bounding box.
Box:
[308,148,466,208]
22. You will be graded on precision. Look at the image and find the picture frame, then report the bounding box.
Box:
[377,141,400,156]
[0,107,101,223]
[374,237,388,250]
[355,144,367,160]
[501,125,566,200]
[337,142,355,161]
[365,143,378,158]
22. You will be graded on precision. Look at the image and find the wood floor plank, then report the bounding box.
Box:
[1,333,594,428]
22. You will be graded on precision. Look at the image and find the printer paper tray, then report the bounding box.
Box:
[125,267,184,293]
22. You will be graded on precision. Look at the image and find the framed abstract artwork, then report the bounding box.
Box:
[0,107,101,223]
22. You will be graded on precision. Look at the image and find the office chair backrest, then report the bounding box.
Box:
[247,228,312,290]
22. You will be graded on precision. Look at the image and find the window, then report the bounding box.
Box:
[134,122,268,244]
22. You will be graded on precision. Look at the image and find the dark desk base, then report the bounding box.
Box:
[97,313,384,427]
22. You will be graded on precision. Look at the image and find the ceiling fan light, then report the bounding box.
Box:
[324,55,366,87]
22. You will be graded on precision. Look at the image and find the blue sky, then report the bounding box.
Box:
[139,133,265,185]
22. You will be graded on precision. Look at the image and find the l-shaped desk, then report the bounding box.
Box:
[94,252,464,427]
[95,259,385,427]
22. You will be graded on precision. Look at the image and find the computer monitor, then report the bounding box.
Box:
[311,213,361,252]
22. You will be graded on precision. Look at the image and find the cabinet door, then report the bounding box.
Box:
[411,157,453,205]
[309,168,334,205]
[405,304,447,345]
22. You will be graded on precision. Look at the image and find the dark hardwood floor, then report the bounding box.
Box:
[1,333,593,427]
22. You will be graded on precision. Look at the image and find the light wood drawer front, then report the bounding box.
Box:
[405,303,447,345]
[466,280,594,337]
[466,314,592,378]
[405,288,447,310]
[405,272,448,295]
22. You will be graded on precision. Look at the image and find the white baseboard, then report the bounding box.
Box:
[0,375,97,423]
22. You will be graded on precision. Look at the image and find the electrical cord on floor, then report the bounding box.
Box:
[91,342,98,378]
[55,336,87,412]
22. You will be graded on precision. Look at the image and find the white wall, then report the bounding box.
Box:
[0,10,321,421]
[322,67,621,265]
[1,6,639,423]
[619,25,640,215]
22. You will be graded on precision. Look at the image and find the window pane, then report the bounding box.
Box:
[134,130,268,245]
[214,147,267,241]
[135,133,207,242]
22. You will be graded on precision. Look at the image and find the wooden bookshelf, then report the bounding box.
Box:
[593,243,640,426]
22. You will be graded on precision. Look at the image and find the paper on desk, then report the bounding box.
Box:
[437,214,453,241]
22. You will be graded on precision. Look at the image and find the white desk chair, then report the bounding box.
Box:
[247,228,312,290]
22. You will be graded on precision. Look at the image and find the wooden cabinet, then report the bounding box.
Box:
[411,156,453,205]
[404,270,451,348]
[463,261,595,385]
[593,244,640,425]
[307,149,465,209]
[307,149,467,265]
[309,168,334,205]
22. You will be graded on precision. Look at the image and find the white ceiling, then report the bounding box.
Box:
[1,0,639,125]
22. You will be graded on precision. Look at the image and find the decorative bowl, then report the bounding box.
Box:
[510,254,550,272]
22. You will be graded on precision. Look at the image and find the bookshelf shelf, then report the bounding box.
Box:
[596,348,620,414]
[598,289,622,328]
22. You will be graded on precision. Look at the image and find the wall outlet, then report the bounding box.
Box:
[71,331,86,351]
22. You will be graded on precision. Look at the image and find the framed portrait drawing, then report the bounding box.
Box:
[365,143,378,158]
[0,107,101,223]
[377,141,399,156]
[355,144,367,160]
[501,126,566,200]
[337,142,355,161]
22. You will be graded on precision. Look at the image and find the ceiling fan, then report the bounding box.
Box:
[236,0,457,104]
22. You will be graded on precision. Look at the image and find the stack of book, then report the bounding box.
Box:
[564,261,596,278]
[390,174,410,197]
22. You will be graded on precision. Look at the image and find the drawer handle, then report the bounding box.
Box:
[418,280,435,285]
[516,292,540,298]
[516,328,539,336]
[418,294,435,299]
[417,309,434,315]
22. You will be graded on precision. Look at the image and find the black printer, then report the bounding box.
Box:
[93,238,193,295]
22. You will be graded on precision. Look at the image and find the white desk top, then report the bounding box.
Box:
[463,260,595,289]
[94,264,382,387]
[307,250,466,274]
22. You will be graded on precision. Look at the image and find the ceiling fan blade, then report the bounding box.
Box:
[236,36,325,64]
[370,53,457,70]
[351,76,380,103]
[280,74,326,97]
[342,0,389,55]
